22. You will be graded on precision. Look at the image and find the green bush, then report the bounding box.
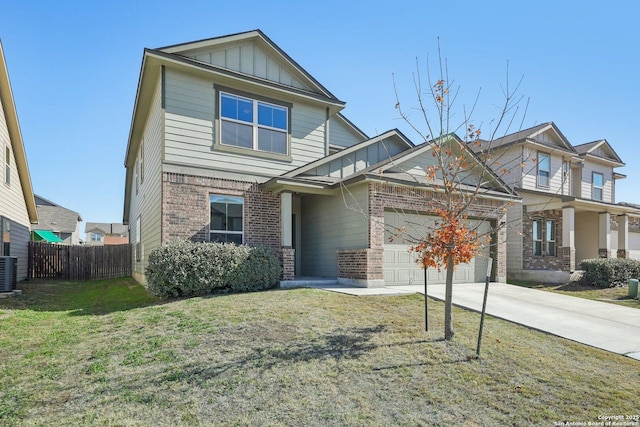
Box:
[145,240,282,297]
[579,258,640,288]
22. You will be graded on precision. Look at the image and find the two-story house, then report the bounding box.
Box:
[0,40,38,281]
[123,30,516,287]
[477,122,640,282]
[85,222,129,246]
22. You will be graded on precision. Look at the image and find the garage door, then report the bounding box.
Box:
[383,211,491,286]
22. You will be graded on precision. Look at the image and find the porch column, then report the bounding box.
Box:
[281,192,292,247]
[280,192,295,280]
[598,212,611,258]
[562,206,576,271]
[617,214,629,258]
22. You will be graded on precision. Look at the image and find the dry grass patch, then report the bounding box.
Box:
[0,278,638,426]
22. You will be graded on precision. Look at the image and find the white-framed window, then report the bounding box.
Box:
[219,92,288,155]
[532,218,543,256]
[545,219,556,256]
[532,217,556,257]
[210,195,243,244]
[592,172,604,201]
[4,145,10,186]
[537,152,550,188]
[91,232,102,242]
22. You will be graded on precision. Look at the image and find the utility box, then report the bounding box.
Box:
[629,278,639,299]
[0,256,18,292]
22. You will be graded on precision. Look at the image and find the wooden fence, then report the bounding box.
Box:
[28,242,132,281]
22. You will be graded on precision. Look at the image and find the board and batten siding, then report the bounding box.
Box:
[163,68,327,176]
[185,41,313,92]
[129,77,164,282]
[301,183,369,277]
[0,86,32,281]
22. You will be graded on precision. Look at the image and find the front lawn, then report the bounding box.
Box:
[0,278,638,426]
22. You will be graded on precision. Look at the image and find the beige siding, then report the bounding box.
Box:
[488,145,523,190]
[163,69,327,176]
[505,202,523,276]
[521,148,566,194]
[0,88,32,281]
[580,161,613,203]
[612,231,640,260]
[129,77,164,280]
[0,94,30,228]
[575,211,599,264]
[301,184,369,277]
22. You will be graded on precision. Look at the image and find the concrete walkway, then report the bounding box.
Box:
[292,281,640,361]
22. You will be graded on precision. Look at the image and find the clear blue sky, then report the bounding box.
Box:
[2,1,639,228]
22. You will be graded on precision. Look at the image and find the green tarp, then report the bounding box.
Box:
[32,230,64,243]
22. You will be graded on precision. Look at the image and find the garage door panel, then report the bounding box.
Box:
[383,211,492,286]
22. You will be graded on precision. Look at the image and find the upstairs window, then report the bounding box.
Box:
[537,152,550,188]
[210,195,243,244]
[220,92,288,155]
[91,232,103,242]
[592,172,604,201]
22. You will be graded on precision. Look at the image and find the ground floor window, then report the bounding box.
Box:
[532,217,556,257]
[210,195,243,244]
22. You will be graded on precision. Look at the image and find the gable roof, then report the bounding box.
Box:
[34,195,81,233]
[0,40,38,224]
[124,30,347,223]
[482,122,577,154]
[574,139,624,166]
[85,222,128,236]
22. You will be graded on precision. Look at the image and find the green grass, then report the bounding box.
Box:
[509,280,640,309]
[0,278,638,426]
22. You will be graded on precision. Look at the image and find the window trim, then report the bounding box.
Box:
[592,172,604,201]
[536,151,550,189]
[532,217,557,257]
[209,194,244,244]
[545,219,556,257]
[213,85,293,162]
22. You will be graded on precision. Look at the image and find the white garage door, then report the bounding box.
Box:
[383,211,491,286]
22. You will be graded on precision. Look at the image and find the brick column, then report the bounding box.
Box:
[562,206,575,271]
[280,248,295,280]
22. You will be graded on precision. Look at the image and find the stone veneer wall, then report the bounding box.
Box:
[522,207,565,270]
[336,182,508,283]
[162,172,291,278]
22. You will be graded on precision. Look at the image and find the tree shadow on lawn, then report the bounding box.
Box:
[157,326,467,385]
[0,278,169,316]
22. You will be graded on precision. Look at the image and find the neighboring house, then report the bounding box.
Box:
[84,222,129,246]
[123,30,516,287]
[476,122,640,282]
[0,40,38,281]
[32,194,82,244]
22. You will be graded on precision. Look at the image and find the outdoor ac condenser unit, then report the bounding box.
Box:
[0,256,17,292]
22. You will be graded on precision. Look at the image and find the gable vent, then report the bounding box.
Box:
[0,256,17,292]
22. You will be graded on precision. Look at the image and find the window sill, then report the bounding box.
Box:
[214,142,293,163]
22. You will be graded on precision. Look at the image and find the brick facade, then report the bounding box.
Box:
[522,208,565,270]
[162,172,292,277]
[335,182,509,283]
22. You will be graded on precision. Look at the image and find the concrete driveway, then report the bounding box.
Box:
[309,281,640,360]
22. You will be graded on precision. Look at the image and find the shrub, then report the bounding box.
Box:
[145,240,282,297]
[578,258,640,288]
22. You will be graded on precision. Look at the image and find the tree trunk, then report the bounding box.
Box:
[444,251,455,340]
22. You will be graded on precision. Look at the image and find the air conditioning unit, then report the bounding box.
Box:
[0,256,17,292]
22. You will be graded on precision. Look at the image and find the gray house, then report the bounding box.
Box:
[0,40,38,281]
[33,195,82,245]
[123,30,515,287]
